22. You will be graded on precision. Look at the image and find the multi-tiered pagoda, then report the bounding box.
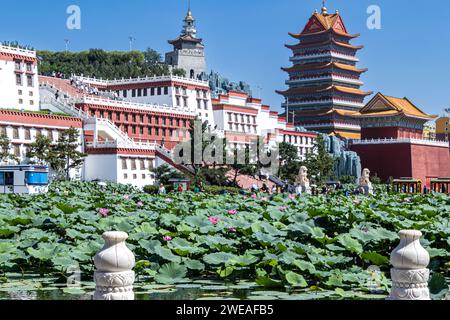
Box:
[277,5,372,139]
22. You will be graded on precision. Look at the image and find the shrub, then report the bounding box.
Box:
[203,185,242,195]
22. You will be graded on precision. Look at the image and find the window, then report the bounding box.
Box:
[25,172,48,186]
[197,100,201,109]
[139,127,144,135]
[29,91,33,96]
[27,76,33,87]
[16,74,22,85]
[176,97,181,106]
[0,127,6,136]
[13,128,19,139]
[18,90,22,95]
[122,159,128,170]
[164,87,168,95]
[247,115,250,123]
[133,174,137,180]
[132,115,136,123]
[131,159,137,170]
[183,98,187,107]
[14,145,20,157]
[143,88,148,96]
[124,173,128,180]
[142,174,146,179]
[155,128,159,136]
[132,127,136,134]
[123,90,127,98]
[157,87,161,95]
[26,63,32,72]
[47,131,53,139]
[140,160,145,170]
[0,172,14,186]
[229,124,233,130]
[25,129,31,140]
[151,88,155,96]
[15,61,21,70]
[204,101,208,110]
[19,99,23,104]
[137,88,142,97]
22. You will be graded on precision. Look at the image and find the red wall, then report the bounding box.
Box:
[351,142,450,187]
[411,144,450,186]
[351,143,413,183]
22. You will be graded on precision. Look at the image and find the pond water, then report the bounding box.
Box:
[0,274,390,300]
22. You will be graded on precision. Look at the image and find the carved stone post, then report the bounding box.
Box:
[93,231,136,300]
[388,230,430,300]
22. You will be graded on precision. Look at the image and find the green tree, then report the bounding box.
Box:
[278,142,301,183]
[300,135,335,185]
[150,164,185,185]
[0,134,18,164]
[26,134,53,165]
[50,128,86,180]
[228,145,260,186]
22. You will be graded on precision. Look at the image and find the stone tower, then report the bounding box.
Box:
[165,5,206,79]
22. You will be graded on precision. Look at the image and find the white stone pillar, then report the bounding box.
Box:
[93,231,136,300]
[388,230,430,300]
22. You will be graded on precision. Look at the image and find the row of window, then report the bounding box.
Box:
[123,173,149,181]
[90,110,190,127]
[196,99,208,110]
[283,135,314,145]
[121,158,154,170]
[228,123,258,134]
[14,61,34,72]
[0,126,62,141]
[123,126,188,138]
[16,74,34,87]
[121,87,169,98]
[227,112,257,125]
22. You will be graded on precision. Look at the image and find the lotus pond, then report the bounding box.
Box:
[0,181,449,300]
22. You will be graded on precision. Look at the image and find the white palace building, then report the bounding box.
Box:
[0,9,317,189]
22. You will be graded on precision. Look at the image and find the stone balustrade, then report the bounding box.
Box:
[388,230,431,300]
[93,231,136,300]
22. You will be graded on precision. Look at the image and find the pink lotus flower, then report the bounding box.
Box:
[288,194,295,200]
[279,206,288,211]
[208,216,222,225]
[251,193,257,199]
[99,208,109,217]
[165,198,173,203]
[163,236,172,241]
[228,209,237,215]
[137,201,144,208]
[227,226,237,233]
[123,195,130,200]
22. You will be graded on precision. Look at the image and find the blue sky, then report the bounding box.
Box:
[1,0,449,116]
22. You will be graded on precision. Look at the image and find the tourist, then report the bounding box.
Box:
[158,183,166,195]
[261,183,269,193]
[251,183,259,193]
[177,184,184,192]
[55,90,60,100]
[271,185,277,194]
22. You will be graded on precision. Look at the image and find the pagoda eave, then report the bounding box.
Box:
[288,30,360,40]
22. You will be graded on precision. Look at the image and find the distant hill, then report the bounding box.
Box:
[37,48,185,79]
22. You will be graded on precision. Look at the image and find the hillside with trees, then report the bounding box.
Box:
[37,48,185,79]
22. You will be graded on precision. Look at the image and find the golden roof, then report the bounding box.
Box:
[277,85,372,96]
[355,93,437,120]
[335,131,361,140]
[289,10,359,39]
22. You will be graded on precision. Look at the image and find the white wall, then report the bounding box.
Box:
[0,47,39,111]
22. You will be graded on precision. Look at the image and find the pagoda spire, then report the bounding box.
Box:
[182,0,197,38]
[321,0,328,15]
